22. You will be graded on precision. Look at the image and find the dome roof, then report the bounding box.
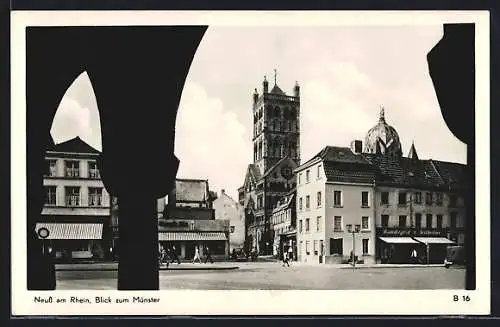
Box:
[363,107,402,158]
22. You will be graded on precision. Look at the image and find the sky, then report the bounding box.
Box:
[50,25,467,201]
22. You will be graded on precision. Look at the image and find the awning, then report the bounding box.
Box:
[35,223,103,240]
[159,232,227,241]
[379,237,420,244]
[413,237,456,245]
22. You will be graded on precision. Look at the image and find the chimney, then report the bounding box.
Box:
[350,140,362,154]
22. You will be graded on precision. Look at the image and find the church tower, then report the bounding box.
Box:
[252,70,301,175]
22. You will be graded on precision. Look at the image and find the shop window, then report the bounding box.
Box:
[381,215,389,227]
[330,238,343,255]
[381,192,389,205]
[362,239,369,255]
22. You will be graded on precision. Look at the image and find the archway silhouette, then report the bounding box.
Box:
[26,26,207,290]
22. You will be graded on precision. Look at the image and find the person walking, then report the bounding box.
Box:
[204,246,214,264]
[170,245,181,265]
[410,248,418,264]
[288,246,294,263]
[282,250,290,267]
[192,246,202,264]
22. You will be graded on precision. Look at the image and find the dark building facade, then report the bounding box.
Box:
[238,73,301,255]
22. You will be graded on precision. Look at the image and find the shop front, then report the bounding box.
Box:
[376,228,454,264]
[279,230,297,261]
[35,222,106,261]
[158,231,229,260]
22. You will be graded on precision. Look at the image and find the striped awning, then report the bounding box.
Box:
[159,232,227,241]
[35,223,103,240]
[379,237,419,244]
[413,237,456,245]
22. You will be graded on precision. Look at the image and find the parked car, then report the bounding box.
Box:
[444,245,465,268]
[231,248,248,262]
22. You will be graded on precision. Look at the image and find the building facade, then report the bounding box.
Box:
[271,190,297,260]
[294,108,467,265]
[295,146,377,264]
[37,137,111,261]
[213,189,246,252]
[238,73,301,255]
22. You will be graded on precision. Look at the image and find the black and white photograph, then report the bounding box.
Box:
[11,10,490,315]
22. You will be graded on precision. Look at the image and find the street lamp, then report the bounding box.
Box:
[347,224,361,268]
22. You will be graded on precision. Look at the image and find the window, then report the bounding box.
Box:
[299,220,303,233]
[334,190,342,207]
[361,191,369,207]
[230,226,235,233]
[425,192,433,205]
[305,195,310,210]
[415,213,422,228]
[88,161,100,179]
[398,192,407,205]
[436,214,443,229]
[317,165,322,179]
[414,192,422,204]
[306,170,310,183]
[257,195,263,209]
[65,187,80,206]
[299,197,303,211]
[313,240,318,254]
[46,159,57,177]
[426,214,433,228]
[88,187,103,206]
[330,238,343,255]
[436,193,443,206]
[361,216,369,230]
[305,218,310,232]
[450,212,458,228]
[65,160,80,178]
[317,191,322,207]
[346,224,352,232]
[334,216,342,232]
[381,192,389,205]
[316,216,322,232]
[299,241,302,256]
[298,173,302,184]
[306,241,310,255]
[362,239,369,255]
[381,215,389,227]
[398,215,407,227]
[45,186,56,205]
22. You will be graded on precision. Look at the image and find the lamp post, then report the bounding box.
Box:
[347,224,361,269]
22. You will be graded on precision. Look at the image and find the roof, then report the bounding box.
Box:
[47,136,100,154]
[408,142,419,160]
[304,146,370,166]
[270,84,286,95]
[249,164,262,180]
[272,192,295,213]
[262,156,295,178]
[175,179,210,203]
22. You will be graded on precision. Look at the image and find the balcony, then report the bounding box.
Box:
[65,168,80,178]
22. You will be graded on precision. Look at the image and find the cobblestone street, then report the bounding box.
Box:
[56,262,466,290]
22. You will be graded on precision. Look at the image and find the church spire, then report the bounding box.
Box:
[274,68,278,86]
[408,140,419,160]
[379,105,385,123]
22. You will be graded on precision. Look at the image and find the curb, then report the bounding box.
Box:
[56,266,240,272]
[339,265,445,269]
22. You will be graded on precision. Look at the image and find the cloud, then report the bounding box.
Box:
[175,82,249,200]
[50,72,102,151]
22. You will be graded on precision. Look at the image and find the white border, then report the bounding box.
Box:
[11,10,490,316]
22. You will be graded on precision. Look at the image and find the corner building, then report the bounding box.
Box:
[238,74,301,255]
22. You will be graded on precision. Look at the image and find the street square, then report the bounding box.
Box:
[55,262,466,290]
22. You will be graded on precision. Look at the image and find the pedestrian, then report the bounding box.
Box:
[170,245,181,264]
[288,246,294,263]
[192,246,202,264]
[204,246,214,264]
[410,248,418,264]
[282,250,290,267]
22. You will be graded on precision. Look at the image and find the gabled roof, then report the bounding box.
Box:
[408,142,419,160]
[249,164,262,180]
[272,192,295,214]
[47,136,100,154]
[175,179,210,203]
[304,146,370,167]
[262,156,297,178]
[270,84,286,95]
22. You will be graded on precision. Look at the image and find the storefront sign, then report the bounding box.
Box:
[377,228,447,237]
